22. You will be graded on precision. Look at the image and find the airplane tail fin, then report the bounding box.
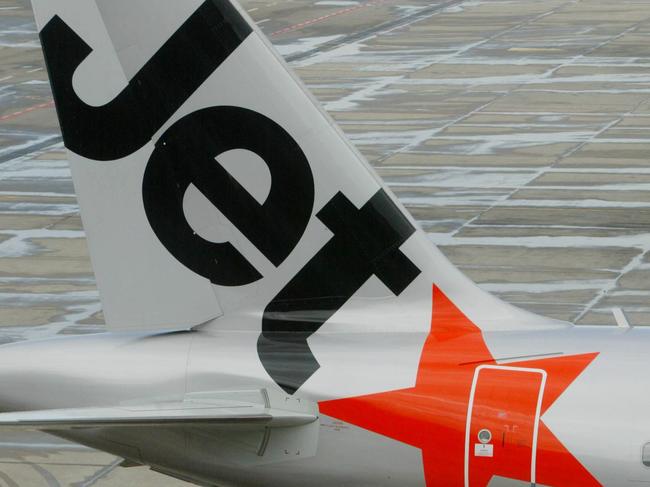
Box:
[30,0,564,343]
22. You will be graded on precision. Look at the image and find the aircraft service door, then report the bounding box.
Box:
[465,365,546,487]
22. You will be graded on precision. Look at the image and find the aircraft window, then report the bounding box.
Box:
[643,443,650,467]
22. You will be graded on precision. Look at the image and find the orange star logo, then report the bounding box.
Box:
[321,286,600,486]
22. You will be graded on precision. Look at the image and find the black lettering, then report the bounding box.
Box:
[142,106,314,286]
[39,0,252,161]
[258,190,421,393]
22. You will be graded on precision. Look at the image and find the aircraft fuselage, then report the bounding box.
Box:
[0,307,648,487]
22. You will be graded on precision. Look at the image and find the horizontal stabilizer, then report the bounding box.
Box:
[0,389,318,430]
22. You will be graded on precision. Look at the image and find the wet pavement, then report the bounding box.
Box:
[1,0,650,484]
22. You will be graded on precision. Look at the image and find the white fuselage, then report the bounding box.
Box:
[0,321,648,486]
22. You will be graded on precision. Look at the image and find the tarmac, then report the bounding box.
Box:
[1,0,650,484]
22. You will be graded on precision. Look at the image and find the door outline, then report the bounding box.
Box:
[464,365,547,487]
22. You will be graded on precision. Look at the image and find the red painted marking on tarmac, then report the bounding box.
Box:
[0,100,55,123]
[3,1,388,122]
[270,0,388,37]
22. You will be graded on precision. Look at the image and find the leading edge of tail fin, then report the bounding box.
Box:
[30,0,565,340]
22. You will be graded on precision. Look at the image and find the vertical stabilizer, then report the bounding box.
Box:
[31,0,565,346]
